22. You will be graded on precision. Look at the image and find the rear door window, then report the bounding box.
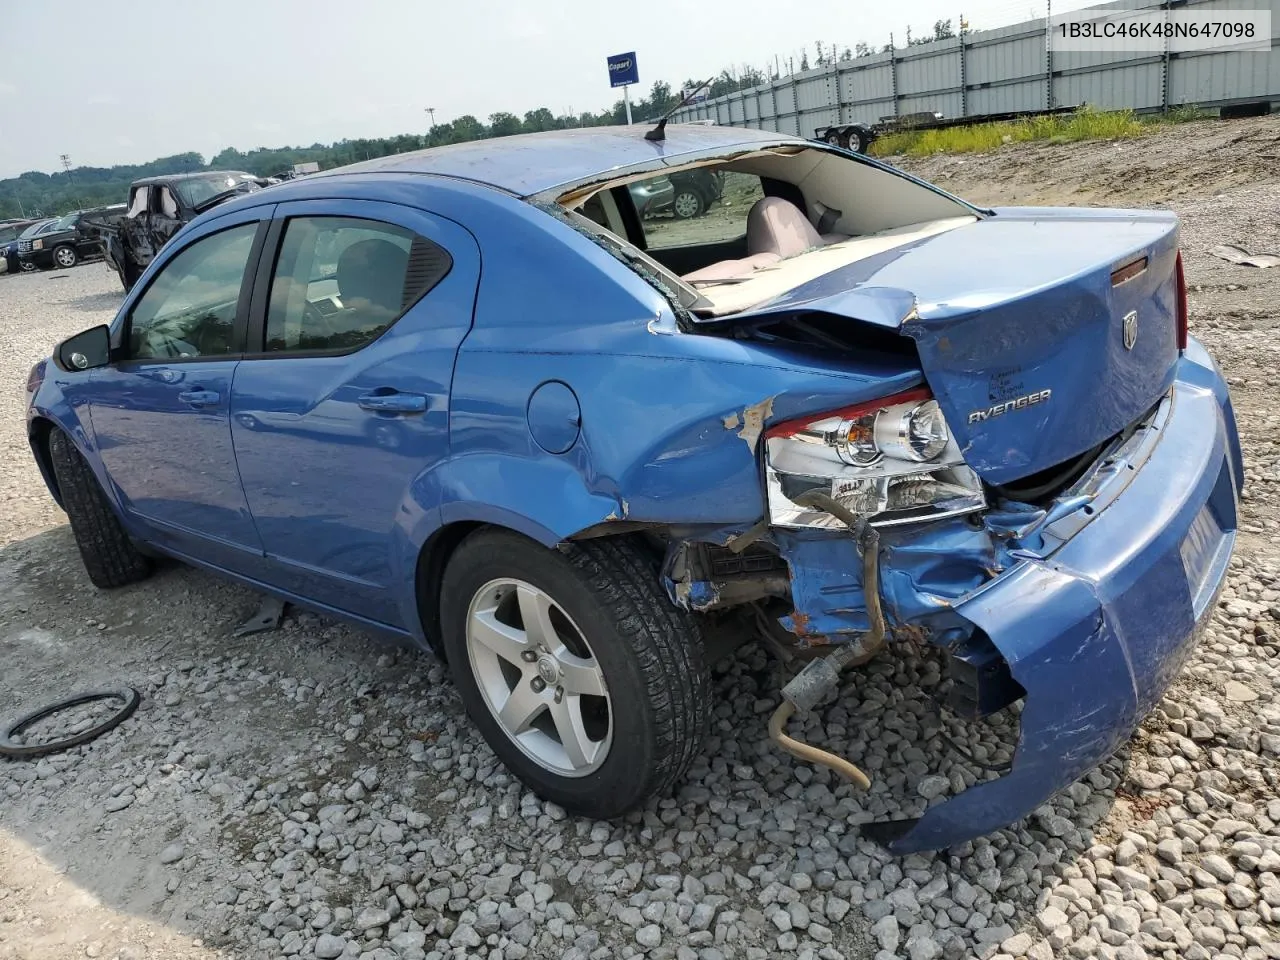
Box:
[264,216,452,353]
[637,171,764,250]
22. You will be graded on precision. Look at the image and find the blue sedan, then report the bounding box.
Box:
[25,125,1242,852]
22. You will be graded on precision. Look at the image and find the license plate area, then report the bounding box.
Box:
[1180,470,1234,619]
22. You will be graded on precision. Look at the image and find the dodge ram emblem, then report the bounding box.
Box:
[1122,310,1138,350]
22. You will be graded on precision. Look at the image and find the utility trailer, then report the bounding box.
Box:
[815,104,1083,153]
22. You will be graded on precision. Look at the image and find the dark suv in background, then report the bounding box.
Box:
[16,205,126,270]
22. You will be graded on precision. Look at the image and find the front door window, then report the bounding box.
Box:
[127,223,256,360]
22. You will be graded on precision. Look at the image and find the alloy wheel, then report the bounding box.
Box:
[465,578,612,777]
[673,190,703,219]
[54,248,76,268]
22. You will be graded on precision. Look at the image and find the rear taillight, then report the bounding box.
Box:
[763,387,986,529]
[1175,251,1188,351]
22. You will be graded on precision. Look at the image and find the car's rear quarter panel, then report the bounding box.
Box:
[425,182,927,543]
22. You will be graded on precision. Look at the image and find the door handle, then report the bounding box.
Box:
[178,389,220,407]
[357,390,428,414]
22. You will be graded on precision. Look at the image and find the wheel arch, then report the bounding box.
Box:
[411,515,667,660]
[27,416,62,508]
[413,519,485,657]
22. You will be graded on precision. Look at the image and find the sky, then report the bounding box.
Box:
[0,0,1101,179]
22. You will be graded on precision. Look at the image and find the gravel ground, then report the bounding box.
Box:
[2,118,1279,960]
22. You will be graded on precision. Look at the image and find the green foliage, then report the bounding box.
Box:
[906,20,955,46]
[488,112,523,138]
[869,108,1149,157]
[1157,103,1211,124]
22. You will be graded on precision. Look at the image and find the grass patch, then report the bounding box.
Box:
[1158,103,1211,124]
[868,107,1186,158]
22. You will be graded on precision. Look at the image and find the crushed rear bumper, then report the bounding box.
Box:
[862,342,1241,851]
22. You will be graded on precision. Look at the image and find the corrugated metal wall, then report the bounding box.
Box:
[673,0,1279,133]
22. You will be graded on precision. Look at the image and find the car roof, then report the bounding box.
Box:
[130,170,254,187]
[311,125,801,198]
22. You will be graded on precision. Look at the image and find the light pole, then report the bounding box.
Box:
[425,107,436,128]
[60,154,81,210]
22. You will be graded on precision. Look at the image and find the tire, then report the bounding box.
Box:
[0,688,140,759]
[847,128,871,154]
[19,260,37,273]
[440,530,710,818]
[47,429,152,589]
[52,245,78,269]
[824,130,842,146]
[671,187,706,220]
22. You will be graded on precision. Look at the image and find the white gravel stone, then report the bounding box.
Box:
[636,925,662,948]
[158,844,185,865]
[314,934,346,959]
[917,776,949,800]
[357,907,391,931]
[871,915,901,952]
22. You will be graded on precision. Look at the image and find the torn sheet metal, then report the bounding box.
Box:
[866,552,1223,853]
[660,529,791,613]
[863,377,1240,853]
[736,397,775,450]
[234,595,287,636]
[771,519,1004,647]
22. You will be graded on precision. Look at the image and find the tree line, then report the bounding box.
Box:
[0,80,683,221]
[0,22,967,222]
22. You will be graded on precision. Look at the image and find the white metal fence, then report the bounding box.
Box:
[671,0,1280,136]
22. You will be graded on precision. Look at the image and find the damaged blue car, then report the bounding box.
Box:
[26,124,1242,853]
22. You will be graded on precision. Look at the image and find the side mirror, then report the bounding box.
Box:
[56,325,111,372]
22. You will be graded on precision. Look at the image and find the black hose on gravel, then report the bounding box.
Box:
[0,688,140,760]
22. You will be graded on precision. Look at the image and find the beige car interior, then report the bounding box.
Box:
[566,147,978,317]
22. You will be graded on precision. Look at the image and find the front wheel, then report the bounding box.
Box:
[440,530,710,818]
[52,245,78,269]
[19,260,37,273]
[47,430,152,589]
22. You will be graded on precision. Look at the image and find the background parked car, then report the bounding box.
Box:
[628,169,725,220]
[0,220,38,275]
[626,177,675,218]
[4,219,57,274]
[16,205,124,271]
[103,171,266,291]
[667,168,724,218]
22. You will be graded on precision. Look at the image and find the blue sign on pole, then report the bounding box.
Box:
[607,52,639,88]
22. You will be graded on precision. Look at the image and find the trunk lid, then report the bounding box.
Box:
[711,208,1182,485]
